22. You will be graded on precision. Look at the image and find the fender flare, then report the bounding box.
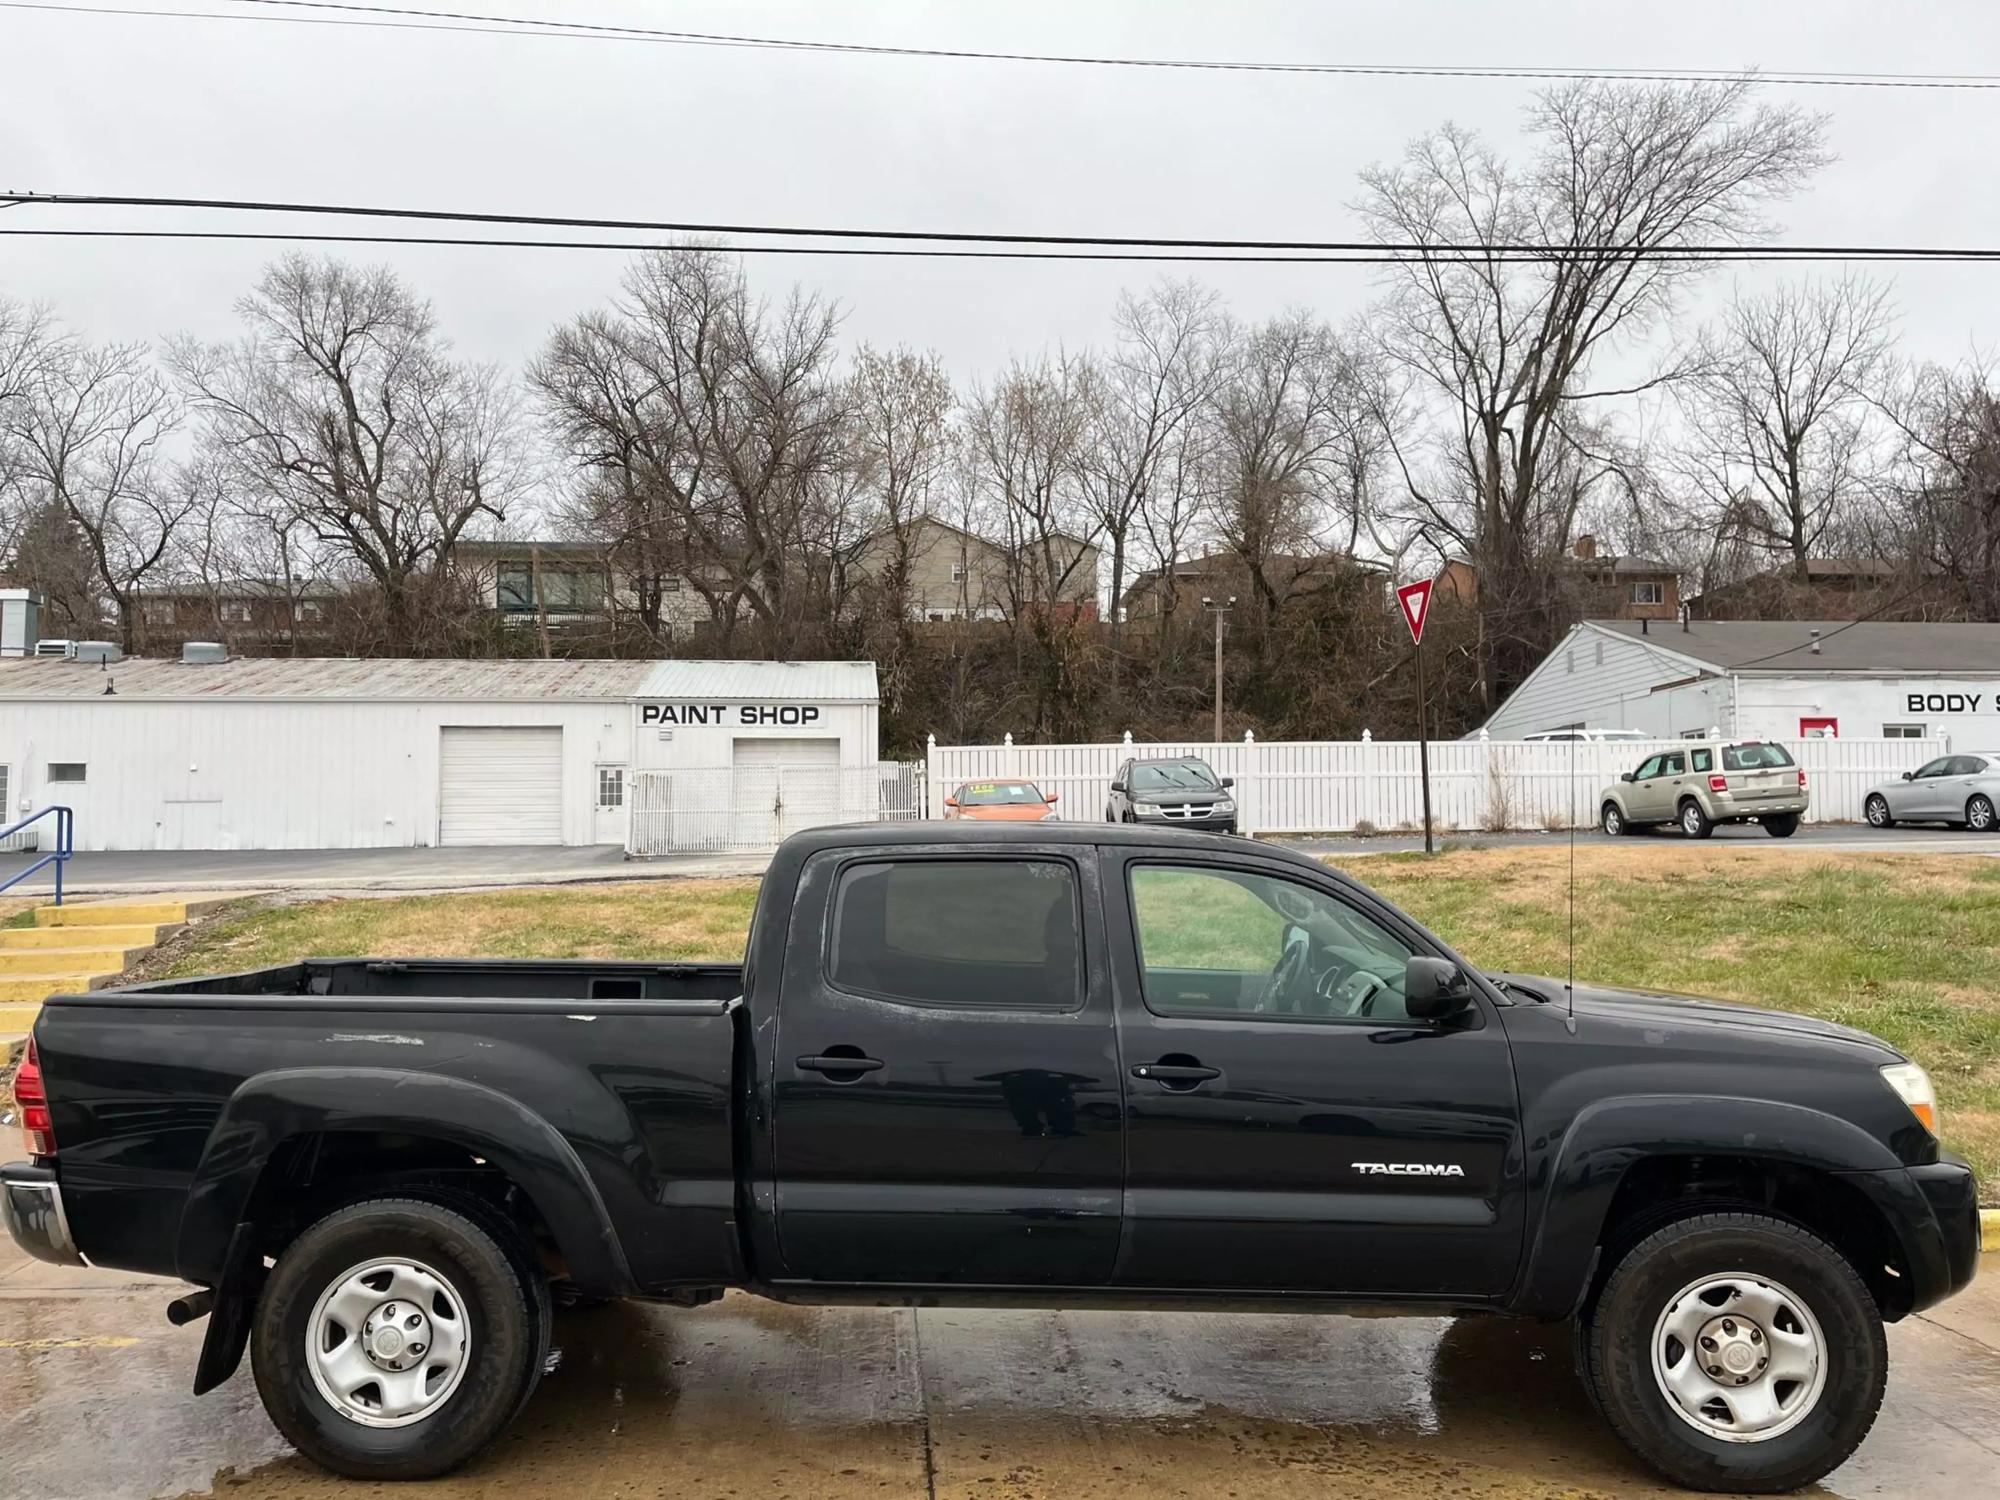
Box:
[175,1067,634,1295]
[1510,1093,1903,1318]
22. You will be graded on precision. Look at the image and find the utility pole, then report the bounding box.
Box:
[1201,595,1235,743]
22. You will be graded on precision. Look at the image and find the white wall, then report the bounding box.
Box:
[2,699,633,850]
[1734,675,2000,749]
[1482,626,1734,739]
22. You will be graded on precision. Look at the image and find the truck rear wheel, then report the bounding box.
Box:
[1763,813,1800,838]
[1582,1211,1885,1493]
[250,1197,547,1480]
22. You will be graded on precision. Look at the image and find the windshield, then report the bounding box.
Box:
[956,781,1045,806]
[1130,761,1220,794]
[1722,743,1795,771]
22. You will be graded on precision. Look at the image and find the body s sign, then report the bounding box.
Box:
[1905,692,1985,715]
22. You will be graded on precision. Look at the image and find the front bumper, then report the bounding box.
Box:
[1845,1153,1981,1315]
[1,1162,84,1267]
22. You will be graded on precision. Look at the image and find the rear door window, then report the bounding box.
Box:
[828,859,1081,1010]
[1722,743,1795,771]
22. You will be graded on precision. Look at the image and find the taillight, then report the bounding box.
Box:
[1798,769,1808,787]
[1708,775,1729,793]
[15,1037,54,1157]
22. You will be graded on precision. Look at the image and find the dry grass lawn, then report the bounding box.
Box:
[157,846,2000,1199]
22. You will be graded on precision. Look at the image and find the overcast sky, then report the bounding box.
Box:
[9,0,2000,379]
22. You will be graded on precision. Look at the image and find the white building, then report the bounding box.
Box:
[1484,620,2000,748]
[0,654,880,851]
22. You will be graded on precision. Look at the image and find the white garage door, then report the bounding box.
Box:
[439,727,564,845]
[731,737,841,769]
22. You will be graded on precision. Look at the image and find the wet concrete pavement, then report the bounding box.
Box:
[3,1243,1995,1500]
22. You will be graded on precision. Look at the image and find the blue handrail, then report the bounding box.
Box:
[0,806,74,906]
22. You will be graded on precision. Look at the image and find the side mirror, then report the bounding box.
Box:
[1045,792,1060,804]
[1404,957,1472,1020]
[943,796,958,808]
[1220,776,1235,789]
[1620,771,1636,783]
[1110,780,1127,794]
[1901,772,1914,781]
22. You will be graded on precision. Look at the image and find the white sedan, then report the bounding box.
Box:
[1863,752,2000,832]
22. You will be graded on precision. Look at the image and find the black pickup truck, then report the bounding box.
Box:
[3,824,1980,1492]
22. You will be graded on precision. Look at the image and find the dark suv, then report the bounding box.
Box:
[1106,755,1237,834]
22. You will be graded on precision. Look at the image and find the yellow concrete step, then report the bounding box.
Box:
[0,924,167,950]
[0,946,146,976]
[0,973,120,1003]
[35,900,190,928]
[0,1002,43,1035]
[32,892,245,929]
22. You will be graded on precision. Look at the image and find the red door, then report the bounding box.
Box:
[1799,717,1838,738]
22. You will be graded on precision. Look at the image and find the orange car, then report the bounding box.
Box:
[944,779,1061,821]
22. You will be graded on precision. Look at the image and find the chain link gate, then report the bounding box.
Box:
[627,761,923,855]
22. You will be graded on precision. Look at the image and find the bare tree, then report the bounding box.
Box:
[1674,276,1895,581]
[1360,79,1829,704]
[612,248,849,655]
[1209,311,1379,621]
[966,354,1100,736]
[3,332,188,650]
[1085,281,1228,684]
[1879,357,2000,619]
[849,344,955,622]
[173,256,519,650]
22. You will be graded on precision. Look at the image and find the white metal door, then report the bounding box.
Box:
[731,737,839,846]
[438,727,564,845]
[593,763,628,845]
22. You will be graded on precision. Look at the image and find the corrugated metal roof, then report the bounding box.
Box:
[1592,619,2000,673]
[635,659,879,702]
[0,656,655,701]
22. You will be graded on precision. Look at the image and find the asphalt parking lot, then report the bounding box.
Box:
[2,1239,1993,1500]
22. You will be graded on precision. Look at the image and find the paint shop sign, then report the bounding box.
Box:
[640,702,825,727]
[1904,690,1989,716]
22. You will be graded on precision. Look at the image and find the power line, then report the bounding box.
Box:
[8,0,2000,91]
[12,193,2000,262]
[9,228,2000,266]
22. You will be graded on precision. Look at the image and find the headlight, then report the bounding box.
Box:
[1133,803,1164,816]
[1880,1062,1938,1135]
[1214,798,1236,814]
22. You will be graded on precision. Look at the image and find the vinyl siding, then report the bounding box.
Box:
[1482,626,1733,739]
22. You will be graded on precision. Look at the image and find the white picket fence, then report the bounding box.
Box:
[923,734,1944,834]
[628,762,924,855]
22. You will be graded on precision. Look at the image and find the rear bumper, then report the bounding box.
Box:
[1,1162,85,1267]
[1712,795,1810,820]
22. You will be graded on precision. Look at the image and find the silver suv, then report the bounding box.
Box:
[1600,741,1809,839]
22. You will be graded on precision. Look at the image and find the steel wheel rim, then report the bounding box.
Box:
[1604,807,1622,834]
[1650,1272,1827,1443]
[1682,806,1702,835]
[306,1256,472,1428]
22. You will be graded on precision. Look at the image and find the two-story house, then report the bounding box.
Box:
[1437,537,1680,621]
[851,517,1100,624]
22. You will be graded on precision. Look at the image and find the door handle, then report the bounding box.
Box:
[796,1053,885,1077]
[1132,1061,1220,1087]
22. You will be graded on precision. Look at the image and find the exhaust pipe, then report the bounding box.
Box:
[166,1289,215,1326]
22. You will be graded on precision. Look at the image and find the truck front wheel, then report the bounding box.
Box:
[1582,1211,1885,1493]
[250,1197,548,1480]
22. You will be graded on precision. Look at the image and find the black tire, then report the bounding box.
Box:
[1968,794,1996,833]
[1864,795,1894,830]
[250,1197,547,1481]
[1763,812,1800,838]
[1582,1212,1886,1493]
[1678,799,1714,839]
[1601,802,1629,836]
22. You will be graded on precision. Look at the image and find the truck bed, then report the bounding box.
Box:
[112,956,745,1004]
[35,957,750,1294]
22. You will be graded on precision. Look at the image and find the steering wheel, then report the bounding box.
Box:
[1268,940,1312,1014]
[1315,963,1389,1018]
